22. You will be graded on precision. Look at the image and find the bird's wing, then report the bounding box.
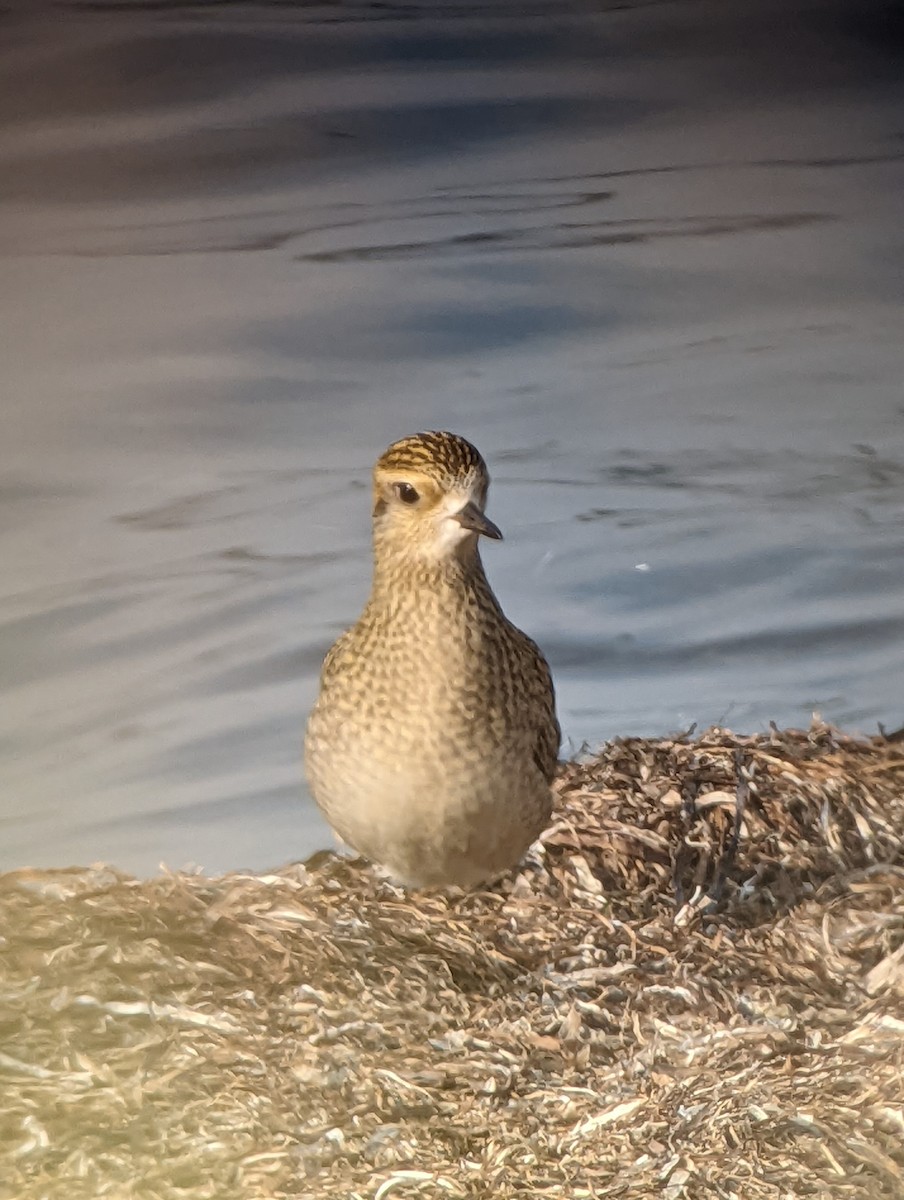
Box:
[512,628,561,783]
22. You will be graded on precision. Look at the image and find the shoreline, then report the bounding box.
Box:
[3,723,903,1198]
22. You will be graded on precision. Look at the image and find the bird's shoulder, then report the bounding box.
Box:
[318,626,359,687]
[503,621,553,690]
[317,605,392,690]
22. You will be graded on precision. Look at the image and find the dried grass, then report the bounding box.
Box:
[2,722,904,1199]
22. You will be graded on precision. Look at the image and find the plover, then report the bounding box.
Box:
[304,431,559,888]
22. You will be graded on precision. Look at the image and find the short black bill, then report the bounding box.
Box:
[453,501,503,540]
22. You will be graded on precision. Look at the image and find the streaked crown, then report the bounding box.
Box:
[376,431,488,487]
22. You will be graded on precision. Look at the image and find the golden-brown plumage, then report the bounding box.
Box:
[304,431,559,888]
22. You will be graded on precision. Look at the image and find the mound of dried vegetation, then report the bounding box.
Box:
[2,723,904,1200]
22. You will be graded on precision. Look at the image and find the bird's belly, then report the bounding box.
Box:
[305,714,550,887]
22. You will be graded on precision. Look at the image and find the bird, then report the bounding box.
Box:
[304,430,560,889]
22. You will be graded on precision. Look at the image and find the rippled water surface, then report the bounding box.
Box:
[2,0,903,874]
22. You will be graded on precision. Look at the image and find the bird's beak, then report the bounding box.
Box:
[453,501,503,541]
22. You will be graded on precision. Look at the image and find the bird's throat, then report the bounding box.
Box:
[369,548,499,620]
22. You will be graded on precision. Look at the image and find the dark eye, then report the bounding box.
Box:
[394,482,420,504]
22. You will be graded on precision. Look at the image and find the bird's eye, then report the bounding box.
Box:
[394,482,420,505]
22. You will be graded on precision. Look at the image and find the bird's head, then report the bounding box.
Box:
[372,431,502,564]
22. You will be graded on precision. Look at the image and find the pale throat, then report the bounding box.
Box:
[371,506,489,599]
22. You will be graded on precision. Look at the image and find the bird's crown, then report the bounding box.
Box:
[376,431,487,485]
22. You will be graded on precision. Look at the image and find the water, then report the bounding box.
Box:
[2,0,903,876]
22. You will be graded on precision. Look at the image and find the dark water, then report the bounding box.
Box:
[2,0,903,875]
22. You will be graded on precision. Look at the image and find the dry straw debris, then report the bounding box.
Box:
[2,722,904,1200]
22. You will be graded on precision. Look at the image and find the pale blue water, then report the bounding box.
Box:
[2,0,903,875]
